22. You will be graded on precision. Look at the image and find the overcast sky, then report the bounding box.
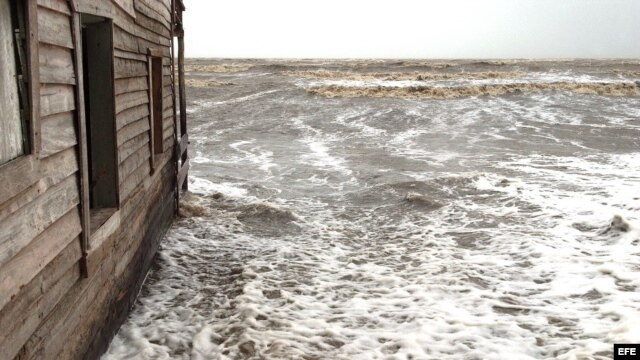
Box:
[183,0,640,59]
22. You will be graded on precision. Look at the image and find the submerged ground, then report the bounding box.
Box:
[106,59,640,360]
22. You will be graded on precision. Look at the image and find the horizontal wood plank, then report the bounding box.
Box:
[113,0,136,19]
[116,104,149,130]
[119,131,149,164]
[0,208,81,311]
[116,90,148,114]
[40,112,77,158]
[0,156,40,207]
[0,148,79,222]
[117,117,150,146]
[37,0,71,15]
[120,160,151,201]
[115,76,148,95]
[114,57,148,79]
[40,84,75,117]
[0,175,79,268]
[0,240,81,360]
[114,49,147,62]
[119,144,150,182]
[38,6,73,49]
[39,44,75,85]
[134,10,170,38]
[134,0,170,30]
[113,26,139,53]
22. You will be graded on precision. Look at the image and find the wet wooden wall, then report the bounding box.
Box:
[0,0,180,358]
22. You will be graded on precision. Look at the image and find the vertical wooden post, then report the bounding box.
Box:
[178,30,187,191]
[147,56,156,172]
[70,13,91,277]
[170,0,179,212]
[26,0,40,157]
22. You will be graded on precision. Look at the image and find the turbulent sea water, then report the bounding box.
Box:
[105,60,640,360]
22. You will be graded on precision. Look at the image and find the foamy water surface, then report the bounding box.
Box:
[105,60,640,360]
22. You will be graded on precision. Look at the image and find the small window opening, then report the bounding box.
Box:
[149,55,164,159]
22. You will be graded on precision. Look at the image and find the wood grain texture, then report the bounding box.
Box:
[0,208,81,310]
[113,0,135,19]
[0,240,81,360]
[119,143,150,181]
[115,76,148,95]
[117,117,150,146]
[39,44,75,85]
[116,103,149,130]
[28,0,42,156]
[135,10,170,38]
[113,25,139,53]
[120,160,150,200]
[70,13,90,265]
[115,90,148,114]
[0,174,79,268]
[88,208,119,251]
[40,84,75,117]
[135,0,170,29]
[40,111,77,157]
[0,148,78,221]
[114,57,148,79]
[114,49,147,62]
[37,6,73,49]
[119,131,149,164]
[0,156,40,208]
[18,166,174,359]
[37,0,70,14]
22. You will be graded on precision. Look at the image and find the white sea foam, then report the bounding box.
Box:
[290,117,354,178]
[228,139,277,173]
[189,176,249,198]
[300,70,632,90]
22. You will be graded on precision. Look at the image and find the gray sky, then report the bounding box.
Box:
[183,0,640,59]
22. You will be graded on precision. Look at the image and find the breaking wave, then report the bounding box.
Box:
[237,202,298,222]
[308,81,640,99]
[288,70,522,81]
[186,63,253,73]
[612,70,640,78]
[178,189,301,236]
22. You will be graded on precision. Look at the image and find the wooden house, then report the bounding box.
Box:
[0,0,189,358]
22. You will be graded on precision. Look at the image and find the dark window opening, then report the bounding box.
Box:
[150,56,164,157]
[81,14,118,221]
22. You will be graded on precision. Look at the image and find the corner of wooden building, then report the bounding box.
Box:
[0,0,189,358]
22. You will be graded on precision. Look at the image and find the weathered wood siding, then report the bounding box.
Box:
[0,0,178,358]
